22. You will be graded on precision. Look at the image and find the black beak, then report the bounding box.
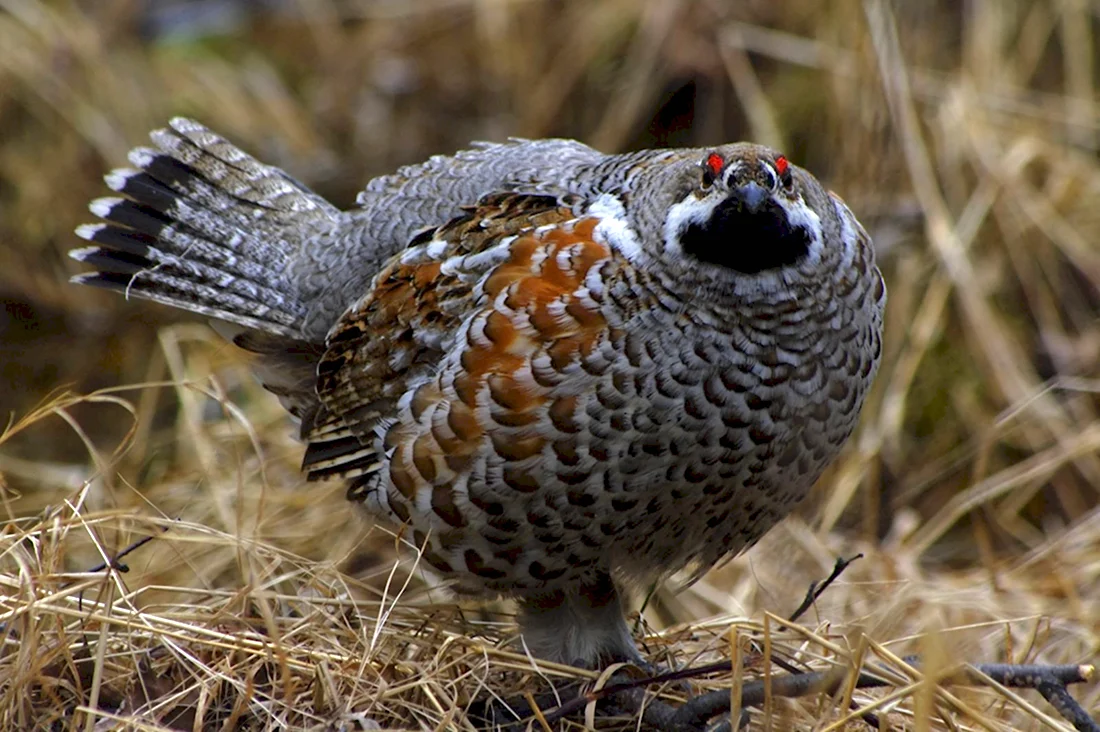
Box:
[731,181,768,212]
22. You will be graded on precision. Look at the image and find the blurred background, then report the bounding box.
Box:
[2,0,1099,591]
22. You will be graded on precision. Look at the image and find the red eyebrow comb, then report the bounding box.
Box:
[705,153,724,177]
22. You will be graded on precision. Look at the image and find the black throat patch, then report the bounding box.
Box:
[680,196,812,274]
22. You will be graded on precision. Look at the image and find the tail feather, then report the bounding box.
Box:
[149,119,332,214]
[75,197,302,325]
[69,240,150,274]
[79,189,286,287]
[69,117,342,340]
[71,254,301,335]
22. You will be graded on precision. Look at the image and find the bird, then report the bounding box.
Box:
[71,118,886,673]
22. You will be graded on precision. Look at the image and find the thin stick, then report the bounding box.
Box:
[512,659,1096,730]
[788,554,863,623]
[669,660,1097,731]
[1036,678,1099,732]
[85,528,167,574]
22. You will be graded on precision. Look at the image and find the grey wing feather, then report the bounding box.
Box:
[291,138,605,336]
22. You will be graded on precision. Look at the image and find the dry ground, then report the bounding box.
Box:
[1,1,1098,729]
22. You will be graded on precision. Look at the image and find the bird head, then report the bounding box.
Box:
[603,144,865,301]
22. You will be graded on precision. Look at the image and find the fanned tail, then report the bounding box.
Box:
[70,117,341,340]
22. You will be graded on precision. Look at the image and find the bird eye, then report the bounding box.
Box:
[701,152,724,188]
[775,156,793,189]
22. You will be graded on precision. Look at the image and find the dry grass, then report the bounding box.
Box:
[1,0,1099,729]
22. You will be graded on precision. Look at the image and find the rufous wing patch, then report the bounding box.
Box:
[302,192,618,540]
[302,194,598,482]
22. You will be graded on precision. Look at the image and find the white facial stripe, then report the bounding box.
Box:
[759,162,778,190]
[777,195,824,264]
[662,194,722,257]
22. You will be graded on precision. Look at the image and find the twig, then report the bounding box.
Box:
[86,529,167,573]
[788,553,863,623]
[1037,678,1099,732]
[656,659,1097,731]
[79,523,173,615]
[785,553,879,727]
[489,658,1096,731]
[474,557,1096,731]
